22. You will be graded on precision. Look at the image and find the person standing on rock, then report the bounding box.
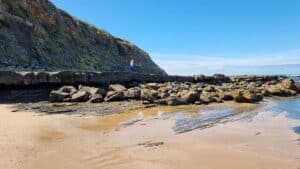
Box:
[129,59,136,72]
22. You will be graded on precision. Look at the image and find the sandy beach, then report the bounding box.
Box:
[0,101,299,169]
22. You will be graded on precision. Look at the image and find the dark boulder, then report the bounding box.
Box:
[90,94,103,103]
[200,92,221,104]
[49,91,70,102]
[79,85,106,95]
[70,90,90,102]
[140,89,158,102]
[104,91,124,101]
[219,92,234,101]
[166,96,186,106]
[179,91,200,103]
[123,88,141,99]
[49,86,77,102]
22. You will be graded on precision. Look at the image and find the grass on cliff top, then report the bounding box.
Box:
[79,20,112,39]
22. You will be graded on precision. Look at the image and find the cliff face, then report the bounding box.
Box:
[0,0,165,74]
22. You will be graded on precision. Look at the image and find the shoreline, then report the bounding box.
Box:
[1,99,299,169]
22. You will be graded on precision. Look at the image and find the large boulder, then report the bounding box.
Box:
[58,86,78,95]
[219,92,234,101]
[143,83,160,90]
[193,75,206,82]
[232,90,263,103]
[78,85,106,95]
[200,92,221,104]
[70,90,90,102]
[108,84,127,92]
[203,85,216,92]
[267,85,297,96]
[104,91,124,101]
[266,79,298,96]
[179,91,199,103]
[279,79,297,90]
[49,86,77,102]
[166,96,185,106]
[158,92,169,99]
[267,79,298,96]
[123,88,141,99]
[140,89,158,102]
[154,98,168,105]
[49,91,70,102]
[90,94,103,103]
[78,85,105,103]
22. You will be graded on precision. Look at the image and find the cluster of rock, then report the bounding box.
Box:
[49,78,300,105]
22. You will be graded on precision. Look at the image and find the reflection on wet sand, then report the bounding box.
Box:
[80,102,264,134]
[79,105,201,132]
[1,99,300,169]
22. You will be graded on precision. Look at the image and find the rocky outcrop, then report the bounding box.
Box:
[0,71,237,86]
[232,90,263,103]
[0,0,165,74]
[47,77,300,105]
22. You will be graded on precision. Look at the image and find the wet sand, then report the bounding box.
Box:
[0,102,300,169]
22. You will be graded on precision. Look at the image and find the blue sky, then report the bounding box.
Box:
[51,0,300,75]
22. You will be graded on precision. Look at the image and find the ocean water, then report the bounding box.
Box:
[269,97,300,120]
[270,97,300,135]
[291,76,300,82]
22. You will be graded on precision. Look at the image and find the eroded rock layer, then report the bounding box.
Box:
[0,0,165,74]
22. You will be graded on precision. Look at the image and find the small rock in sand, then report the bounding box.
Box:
[255,132,262,136]
[138,141,164,147]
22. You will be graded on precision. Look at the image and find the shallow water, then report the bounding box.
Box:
[291,76,300,82]
[293,126,300,134]
[156,97,300,134]
[268,97,300,120]
[173,108,239,133]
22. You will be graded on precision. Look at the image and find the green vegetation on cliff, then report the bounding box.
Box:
[0,0,165,74]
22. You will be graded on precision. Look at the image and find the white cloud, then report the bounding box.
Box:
[151,52,300,75]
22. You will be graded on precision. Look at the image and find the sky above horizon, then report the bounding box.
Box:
[51,0,300,75]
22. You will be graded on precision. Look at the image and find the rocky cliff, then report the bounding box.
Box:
[0,0,165,74]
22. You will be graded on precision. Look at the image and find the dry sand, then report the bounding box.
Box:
[0,102,299,169]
